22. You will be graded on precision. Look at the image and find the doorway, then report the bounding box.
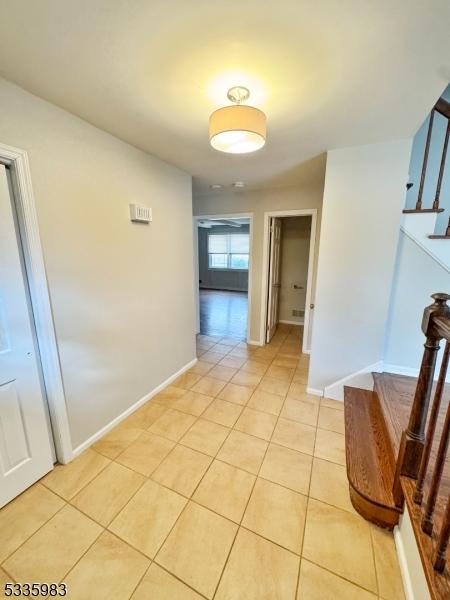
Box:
[261,210,317,353]
[194,215,253,341]
[0,163,54,506]
[0,142,72,508]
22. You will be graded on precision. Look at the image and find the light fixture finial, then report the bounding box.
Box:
[227,86,250,105]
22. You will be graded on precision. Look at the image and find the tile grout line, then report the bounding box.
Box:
[146,392,241,592]
[0,499,69,572]
[1,327,321,598]
[211,335,302,599]
[60,529,151,595]
[298,555,383,597]
[294,374,318,600]
[369,524,381,598]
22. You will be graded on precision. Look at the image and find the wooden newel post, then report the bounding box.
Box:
[393,293,450,505]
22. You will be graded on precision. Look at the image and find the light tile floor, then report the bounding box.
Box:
[0,325,406,600]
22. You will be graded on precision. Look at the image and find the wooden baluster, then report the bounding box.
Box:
[444,218,450,238]
[394,293,450,506]
[416,109,435,210]
[414,341,450,504]
[432,118,450,211]
[429,216,450,239]
[422,397,450,534]
[434,493,450,572]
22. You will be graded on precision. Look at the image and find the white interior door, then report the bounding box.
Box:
[266,217,282,343]
[0,164,53,508]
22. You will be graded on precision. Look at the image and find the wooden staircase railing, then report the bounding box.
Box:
[395,293,450,576]
[403,96,450,239]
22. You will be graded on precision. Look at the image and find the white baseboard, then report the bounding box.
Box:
[383,363,419,378]
[323,361,383,401]
[72,357,198,457]
[308,361,448,407]
[306,387,323,397]
[247,339,263,346]
[383,362,450,383]
[278,319,304,326]
[394,512,431,600]
[200,285,248,293]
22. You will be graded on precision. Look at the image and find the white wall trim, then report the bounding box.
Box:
[323,361,384,401]
[194,212,254,344]
[200,285,248,293]
[311,359,449,401]
[0,142,73,464]
[306,387,324,397]
[394,524,416,600]
[72,356,197,457]
[193,218,200,335]
[260,209,317,354]
[383,363,423,378]
[394,512,431,600]
[400,224,450,274]
[247,339,263,347]
[278,318,305,326]
[383,362,450,383]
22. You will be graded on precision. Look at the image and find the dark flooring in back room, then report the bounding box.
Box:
[200,289,248,340]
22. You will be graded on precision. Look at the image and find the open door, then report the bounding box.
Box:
[265,217,282,343]
[0,165,53,507]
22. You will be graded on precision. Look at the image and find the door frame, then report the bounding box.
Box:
[0,142,73,464]
[193,212,254,343]
[260,209,317,354]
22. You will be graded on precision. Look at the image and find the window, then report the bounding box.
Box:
[208,233,249,270]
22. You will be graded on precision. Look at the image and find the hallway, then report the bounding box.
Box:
[200,289,248,340]
[0,325,404,600]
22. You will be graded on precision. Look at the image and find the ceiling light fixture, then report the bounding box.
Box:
[209,86,266,154]
[209,184,223,190]
[232,181,245,188]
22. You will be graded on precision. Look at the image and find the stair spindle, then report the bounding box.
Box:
[433,493,450,572]
[422,396,450,534]
[432,119,450,211]
[394,295,450,507]
[416,109,435,211]
[414,341,450,504]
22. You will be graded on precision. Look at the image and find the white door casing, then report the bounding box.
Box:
[266,217,282,342]
[260,209,317,353]
[0,164,53,507]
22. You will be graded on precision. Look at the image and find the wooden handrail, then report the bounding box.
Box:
[434,315,450,343]
[435,97,450,120]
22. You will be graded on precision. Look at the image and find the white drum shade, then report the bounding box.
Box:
[209,105,266,154]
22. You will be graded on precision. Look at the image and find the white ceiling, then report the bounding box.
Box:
[0,1,449,193]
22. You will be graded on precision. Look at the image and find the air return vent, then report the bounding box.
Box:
[292,309,305,317]
[129,204,152,223]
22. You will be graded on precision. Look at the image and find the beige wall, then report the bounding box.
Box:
[193,184,324,342]
[279,216,312,324]
[0,77,195,449]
